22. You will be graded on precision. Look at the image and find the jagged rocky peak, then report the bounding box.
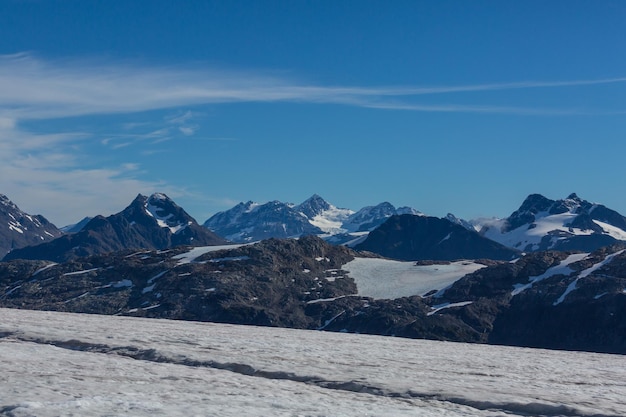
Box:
[476,192,626,253]
[0,194,18,210]
[0,193,63,257]
[3,192,227,262]
[296,194,332,218]
[133,192,195,234]
[504,193,561,232]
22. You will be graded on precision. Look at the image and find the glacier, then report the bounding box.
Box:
[1,308,625,417]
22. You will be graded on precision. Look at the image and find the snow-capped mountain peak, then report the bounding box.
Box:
[296,194,354,235]
[143,193,190,234]
[0,194,62,257]
[295,194,332,218]
[475,193,626,252]
[343,202,402,232]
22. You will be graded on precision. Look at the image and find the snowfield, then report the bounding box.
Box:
[343,258,486,299]
[3,309,625,417]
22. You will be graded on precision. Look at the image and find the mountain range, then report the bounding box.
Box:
[203,194,422,243]
[3,192,626,263]
[3,193,226,262]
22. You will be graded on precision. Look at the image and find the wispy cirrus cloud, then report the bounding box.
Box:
[2,52,625,120]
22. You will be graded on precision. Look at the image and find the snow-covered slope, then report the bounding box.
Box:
[2,308,625,417]
[474,193,626,252]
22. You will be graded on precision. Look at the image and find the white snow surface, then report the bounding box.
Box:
[343,258,486,300]
[172,244,247,265]
[480,211,595,250]
[1,308,625,417]
[554,249,626,305]
[428,301,474,316]
[308,205,354,234]
[593,220,626,240]
[512,252,589,296]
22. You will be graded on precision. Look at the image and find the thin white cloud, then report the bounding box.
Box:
[178,126,195,136]
[1,53,625,120]
[360,101,593,116]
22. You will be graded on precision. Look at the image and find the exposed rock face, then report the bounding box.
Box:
[355,215,519,261]
[2,236,626,354]
[3,193,227,262]
[432,244,626,353]
[0,194,63,258]
[0,236,357,328]
[295,194,332,218]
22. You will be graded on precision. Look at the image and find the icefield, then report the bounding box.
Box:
[343,258,486,299]
[1,308,625,417]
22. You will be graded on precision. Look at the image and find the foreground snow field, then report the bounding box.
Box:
[1,308,625,417]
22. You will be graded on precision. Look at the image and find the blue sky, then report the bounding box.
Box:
[1,0,625,226]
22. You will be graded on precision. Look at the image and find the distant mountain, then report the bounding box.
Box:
[60,216,93,233]
[343,202,422,232]
[0,194,62,258]
[3,193,227,262]
[203,200,323,242]
[355,214,519,261]
[474,193,626,252]
[204,195,421,243]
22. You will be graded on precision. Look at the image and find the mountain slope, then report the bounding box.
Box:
[0,194,62,258]
[3,193,227,262]
[355,215,519,261]
[475,193,626,252]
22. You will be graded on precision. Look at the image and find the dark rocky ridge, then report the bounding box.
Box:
[2,236,626,353]
[3,193,227,263]
[355,215,520,261]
